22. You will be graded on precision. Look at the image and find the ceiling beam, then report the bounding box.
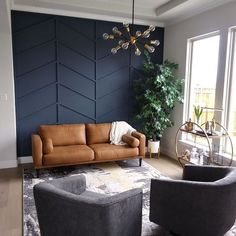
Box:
[11,0,165,27]
[156,0,188,16]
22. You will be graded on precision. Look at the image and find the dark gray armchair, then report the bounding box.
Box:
[149,164,236,236]
[34,175,143,236]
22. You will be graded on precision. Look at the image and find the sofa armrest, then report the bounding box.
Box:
[131,131,146,157]
[31,134,43,168]
[149,178,230,235]
[99,188,143,235]
[42,138,53,154]
[34,183,142,236]
[150,178,217,224]
[183,164,232,182]
[122,134,140,147]
[48,175,86,195]
[98,188,142,205]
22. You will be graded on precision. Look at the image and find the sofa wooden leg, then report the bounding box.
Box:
[36,169,40,178]
[139,158,142,167]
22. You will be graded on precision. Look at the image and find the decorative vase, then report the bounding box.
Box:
[196,117,200,125]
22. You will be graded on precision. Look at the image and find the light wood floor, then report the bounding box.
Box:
[0,168,23,236]
[0,155,182,236]
[144,154,182,179]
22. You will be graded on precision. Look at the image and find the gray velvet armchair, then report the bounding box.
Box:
[34,175,143,236]
[149,164,236,236]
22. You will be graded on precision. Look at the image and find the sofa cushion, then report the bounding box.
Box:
[89,143,139,161]
[43,145,94,165]
[86,123,111,145]
[122,134,140,147]
[39,124,86,146]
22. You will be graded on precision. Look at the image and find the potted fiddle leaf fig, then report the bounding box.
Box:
[134,52,184,153]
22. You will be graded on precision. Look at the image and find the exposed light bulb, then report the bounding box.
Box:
[103,33,109,40]
[111,48,117,54]
[149,25,155,32]
[122,42,129,50]
[123,22,129,28]
[112,27,118,33]
[150,40,160,46]
[123,22,130,33]
[135,47,141,56]
[103,33,114,40]
[136,31,141,37]
[145,44,155,53]
[118,40,124,45]
[111,45,121,54]
[142,30,151,38]
[112,27,122,36]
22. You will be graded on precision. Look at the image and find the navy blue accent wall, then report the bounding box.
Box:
[12,11,164,157]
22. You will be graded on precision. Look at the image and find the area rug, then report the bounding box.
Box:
[23,160,236,236]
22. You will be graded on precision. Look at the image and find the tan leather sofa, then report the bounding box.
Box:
[32,123,146,176]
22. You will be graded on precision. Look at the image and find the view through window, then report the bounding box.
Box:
[189,34,220,124]
[183,33,221,163]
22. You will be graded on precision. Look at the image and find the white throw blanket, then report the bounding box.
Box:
[110,121,136,145]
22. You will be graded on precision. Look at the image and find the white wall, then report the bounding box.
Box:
[162,1,236,159]
[0,0,17,168]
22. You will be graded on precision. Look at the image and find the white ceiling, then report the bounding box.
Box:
[10,0,236,26]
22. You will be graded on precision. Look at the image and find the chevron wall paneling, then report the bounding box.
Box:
[12,11,164,157]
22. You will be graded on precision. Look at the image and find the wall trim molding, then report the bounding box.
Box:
[0,159,18,169]
[11,3,165,27]
[18,156,33,164]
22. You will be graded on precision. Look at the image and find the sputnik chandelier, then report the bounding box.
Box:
[102,0,160,56]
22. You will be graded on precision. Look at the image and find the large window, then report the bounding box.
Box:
[184,29,236,163]
[184,33,220,154]
[186,33,220,124]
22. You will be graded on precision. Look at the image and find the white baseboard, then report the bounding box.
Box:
[18,156,33,164]
[0,159,18,169]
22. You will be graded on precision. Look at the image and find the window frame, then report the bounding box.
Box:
[223,27,236,131]
[222,26,236,155]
